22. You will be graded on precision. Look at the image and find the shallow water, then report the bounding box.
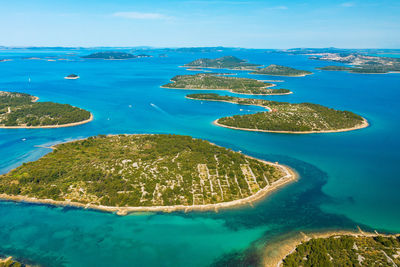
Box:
[0,48,399,266]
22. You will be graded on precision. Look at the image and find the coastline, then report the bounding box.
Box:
[264,228,400,267]
[250,72,312,77]
[179,65,260,71]
[0,154,297,216]
[0,113,94,129]
[163,86,293,96]
[213,118,369,134]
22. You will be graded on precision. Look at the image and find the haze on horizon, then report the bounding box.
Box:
[1,0,399,49]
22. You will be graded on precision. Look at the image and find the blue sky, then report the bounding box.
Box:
[1,0,399,48]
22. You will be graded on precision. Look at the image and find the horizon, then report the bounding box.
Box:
[1,46,399,50]
[1,0,399,48]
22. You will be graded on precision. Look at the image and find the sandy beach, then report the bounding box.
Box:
[64,76,80,80]
[253,73,312,77]
[0,154,297,216]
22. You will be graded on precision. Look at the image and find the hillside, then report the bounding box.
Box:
[163,74,291,95]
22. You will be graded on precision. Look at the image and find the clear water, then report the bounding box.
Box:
[0,48,399,266]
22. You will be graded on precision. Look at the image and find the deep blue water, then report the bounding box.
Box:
[0,48,399,267]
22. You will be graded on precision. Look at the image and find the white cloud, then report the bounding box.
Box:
[113,12,170,20]
[341,2,355,7]
[266,6,288,10]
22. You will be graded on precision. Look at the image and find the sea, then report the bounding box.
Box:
[0,48,399,266]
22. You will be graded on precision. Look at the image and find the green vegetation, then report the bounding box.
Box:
[184,56,261,70]
[81,51,137,59]
[0,257,23,267]
[283,235,400,267]
[251,64,312,76]
[0,91,91,127]
[0,134,285,207]
[317,64,400,74]
[317,66,354,71]
[187,93,365,132]
[163,74,291,95]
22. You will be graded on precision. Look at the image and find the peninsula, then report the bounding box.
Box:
[309,52,400,74]
[162,74,292,95]
[281,233,400,267]
[251,64,312,77]
[187,93,367,133]
[82,51,138,60]
[0,91,92,128]
[183,56,261,70]
[0,134,296,214]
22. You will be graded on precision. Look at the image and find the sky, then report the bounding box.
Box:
[1,0,399,48]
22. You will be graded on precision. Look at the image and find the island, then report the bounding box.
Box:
[136,54,152,58]
[0,91,92,128]
[186,93,368,133]
[251,64,312,77]
[0,256,24,267]
[183,56,261,70]
[64,74,79,80]
[310,52,400,74]
[81,51,137,60]
[281,233,400,267]
[0,134,296,215]
[162,74,292,95]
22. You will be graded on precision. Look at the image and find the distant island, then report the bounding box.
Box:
[187,93,367,133]
[81,51,151,60]
[281,233,400,267]
[310,53,400,74]
[136,54,152,58]
[251,64,313,77]
[0,134,296,215]
[0,91,92,128]
[162,74,292,95]
[183,56,261,70]
[64,74,79,80]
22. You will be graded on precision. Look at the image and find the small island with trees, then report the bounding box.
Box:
[251,64,313,76]
[81,51,150,60]
[183,56,261,70]
[0,91,92,128]
[64,74,79,80]
[0,134,295,215]
[187,93,367,133]
[162,74,292,95]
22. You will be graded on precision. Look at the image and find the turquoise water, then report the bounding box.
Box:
[370,53,400,58]
[0,48,399,266]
